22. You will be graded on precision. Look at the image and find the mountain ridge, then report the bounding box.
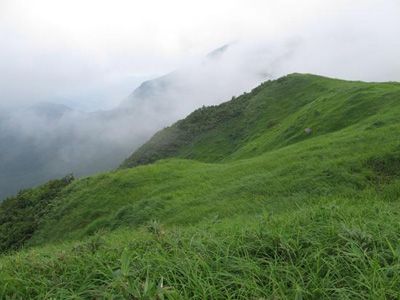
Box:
[2,73,400,298]
[0,43,267,200]
[121,73,400,168]
[2,72,399,244]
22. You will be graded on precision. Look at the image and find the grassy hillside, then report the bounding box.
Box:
[1,73,400,298]
[121,73,400,167]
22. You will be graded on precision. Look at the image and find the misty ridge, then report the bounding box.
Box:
[0,41,288,199]
[1,31,400,200]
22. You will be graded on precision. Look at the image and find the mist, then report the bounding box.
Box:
[0,0,400,199]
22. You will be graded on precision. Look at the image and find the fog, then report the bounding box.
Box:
[0,0,400,199]
[1,0,399,110]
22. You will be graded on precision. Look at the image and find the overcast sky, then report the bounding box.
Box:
[0,0,399,111]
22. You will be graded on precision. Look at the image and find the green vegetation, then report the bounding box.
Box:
[1,73,400,298]
[121,73,400,167]
[2,197,400,299]
[0,175,74,252]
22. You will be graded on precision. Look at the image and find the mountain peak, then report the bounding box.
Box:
[205,44,230,59]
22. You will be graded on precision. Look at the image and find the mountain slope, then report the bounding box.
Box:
[121,73,400,167]
[4,73,398,244]
[1,74,400,298]
[0,44,271,200]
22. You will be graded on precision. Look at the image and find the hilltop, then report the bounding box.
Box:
[1,74,400,298]
[122,73,399,167]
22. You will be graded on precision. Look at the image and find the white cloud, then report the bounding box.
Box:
[0,0,399,110]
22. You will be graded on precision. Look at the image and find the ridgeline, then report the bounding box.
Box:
[1,74,400,298]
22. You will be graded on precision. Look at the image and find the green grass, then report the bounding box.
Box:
[2,196,400,299]
[121,73,400,167]
[30,121,400,245]
[1,73,400,298]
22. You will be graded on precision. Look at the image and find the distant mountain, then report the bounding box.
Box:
[122,44,230,107]
[206,43,230,59]
[0,43,277,200]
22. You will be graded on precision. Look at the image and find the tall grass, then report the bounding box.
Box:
[1,196,400,298]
